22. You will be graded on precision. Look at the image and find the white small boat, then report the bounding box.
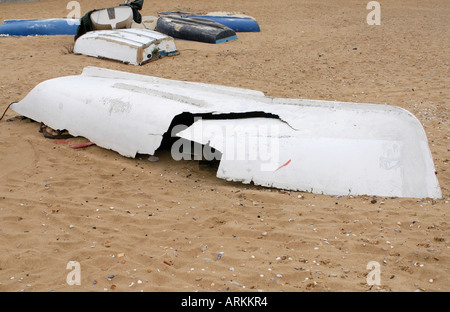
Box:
[11,67,442,199]
[90,6,134,30]
[73,28,179,65]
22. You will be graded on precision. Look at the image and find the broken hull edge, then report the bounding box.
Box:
[177,118,442,199]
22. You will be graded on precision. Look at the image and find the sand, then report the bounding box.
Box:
[0,0,448,292]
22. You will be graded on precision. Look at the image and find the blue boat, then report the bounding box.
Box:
[159,12,260,32]
[156,15,237,44]
[0,18,80,36]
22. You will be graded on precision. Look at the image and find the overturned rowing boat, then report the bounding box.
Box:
[73,28,179,65]
[11,67,442,198]
[159,11,261,32]
[155,15,237,44]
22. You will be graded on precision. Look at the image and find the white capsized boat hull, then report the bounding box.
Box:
[11,67,442,198]
[74,29,179,65]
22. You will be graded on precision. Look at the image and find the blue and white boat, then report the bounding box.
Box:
[0,18,80,36]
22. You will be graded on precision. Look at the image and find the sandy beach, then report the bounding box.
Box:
[0,0,448,292]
